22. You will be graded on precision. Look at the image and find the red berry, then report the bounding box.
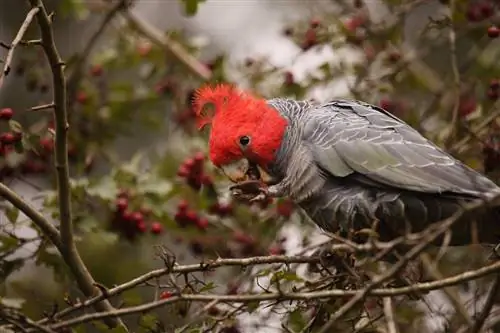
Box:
[487,26,500,38]
[185,210,198,223]
[177,165,189,177]
[130,211,144,224]
[466,7,482,22]
[196,217,209,230]
[137,43,152,57]
[121,210,134,222]
[387,51,401,62]
[160,291,172,299]
[115,198,128,211]
[0,108,13,120]
[193,152,205,164]
[344,15,364,32]
[232,230,254,245]
[302,28,317,50]
[479,2,494,18]
[284,71,295,86]
[269,245,285,256]
[276,200,294,218]
[0,132,15,144]
[40,138,54,152]
[117,188,130,198]
[488,88,499,100]
[90,64,103,77]
[76,91,88,104]
[151,222,163,235]
[178,199,189,212]
[490,79,500,90]
[458,95,477,117]
[310,18,321,29]
[379,99,394,111]
[137,221,147,232]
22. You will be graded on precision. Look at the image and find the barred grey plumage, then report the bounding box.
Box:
[266,98,500,245]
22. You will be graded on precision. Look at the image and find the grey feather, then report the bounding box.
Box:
[266,98,500,245]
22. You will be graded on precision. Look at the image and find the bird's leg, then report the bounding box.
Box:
[249,183,286,202]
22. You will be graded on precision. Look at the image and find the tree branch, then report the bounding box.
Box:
[316,193,500,333]
[25,1,127,330]
[0,6,39,88]
[470,274,500,333]
[0,182,61,248]
[124,10,212,81]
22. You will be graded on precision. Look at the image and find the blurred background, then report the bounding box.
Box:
[1,0,500,332]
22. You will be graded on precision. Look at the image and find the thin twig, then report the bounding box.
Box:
[66,0,129,106]
[124,10,212,81]
[26,0,127,330]
[445,0,461,147]
[470,274,500,333]
[0,182,61,248]
[383,297,398,333]
[316,194,500,333]
[420,253,473,327]
[30,102,54,111]
[46,252,500,331]
[0,6,40,88]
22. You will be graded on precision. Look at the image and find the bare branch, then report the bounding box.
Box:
[25,0,127,330]
[471,274,500,333]
[383,297,398,333]
[124,10,212,81]
[0,6,39,88]
[0,182,61,248]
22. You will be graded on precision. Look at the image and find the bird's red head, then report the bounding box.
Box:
[193,83,288,183]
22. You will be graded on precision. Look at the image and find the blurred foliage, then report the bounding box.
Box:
[1,0,500,332]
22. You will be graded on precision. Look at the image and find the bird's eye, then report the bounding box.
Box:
[239,136,251,147]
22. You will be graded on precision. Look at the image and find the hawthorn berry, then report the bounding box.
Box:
[40,138,54,152]
[0,133,16,145]
[196,217,209,230]
[310,18,321,29]
[137,221,147,233]
[269,245,286,256]
[479,2,494,18]
[487,26,500,38]
[276,200,294,218]
[160,291,173,299]
[115,198,128,211]
[302,28,318,50]
[150,222,163,235]
[90,64,103,77]
[76,91,88,104]
[0,108,13,120]
[284,71,295,86]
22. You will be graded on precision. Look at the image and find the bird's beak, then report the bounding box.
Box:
[220,159,276,184]
[220,159,250,183]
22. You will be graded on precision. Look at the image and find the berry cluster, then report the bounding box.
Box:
[177,152,214,191]
[174,199,210,230]
[110,190,163,240]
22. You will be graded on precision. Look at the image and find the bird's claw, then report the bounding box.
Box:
[249,187,269,202]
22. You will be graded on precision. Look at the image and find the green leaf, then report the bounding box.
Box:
[271,271,303,284]
[139,314,157,329]
[13,139,24,154]
[138,177,172,196]
[246,301,260,313]
[288,309,307,331]
[86,177,118,201]
[199,281,216,292]
[180,0,206,16]
[8,120,23,133]
[5,206,19,224]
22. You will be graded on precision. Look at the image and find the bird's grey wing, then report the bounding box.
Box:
[303,100,499,196]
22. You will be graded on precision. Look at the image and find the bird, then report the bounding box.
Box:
[192,83,500,246]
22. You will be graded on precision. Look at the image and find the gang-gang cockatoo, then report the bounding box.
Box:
[193,83,500,245]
